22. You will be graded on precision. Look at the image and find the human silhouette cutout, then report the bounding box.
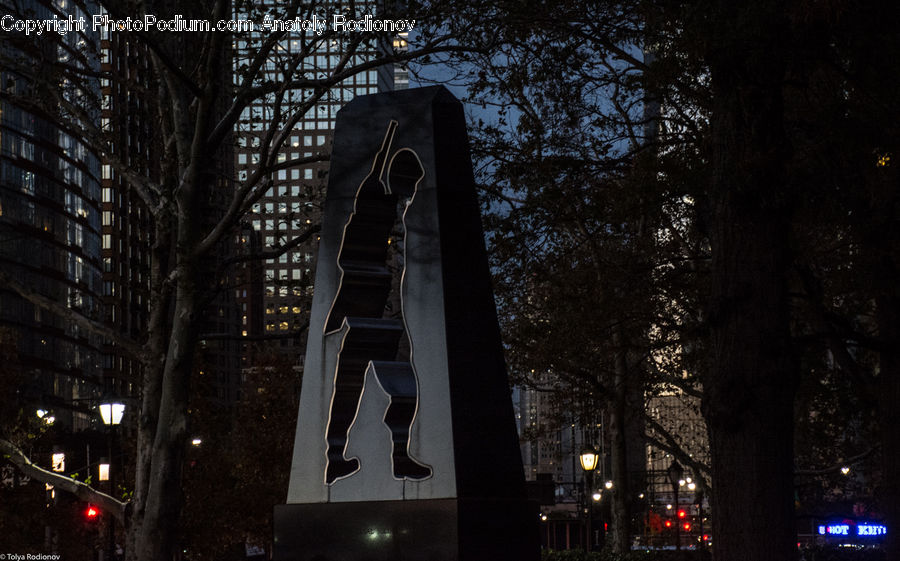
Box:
[322,121,432,484]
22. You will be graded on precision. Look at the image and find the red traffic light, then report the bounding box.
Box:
[665,520,673,528]
[678,509,687,519]
[683,522,692,532]
[85,505,100,519]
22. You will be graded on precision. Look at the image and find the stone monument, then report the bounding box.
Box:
[273,86,538,561]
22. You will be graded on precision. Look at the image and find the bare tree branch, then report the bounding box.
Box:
[794,446,880,477]
[641,412,711,483]
[200,325,309,342]
[221,224,322,271]
[1,438,128,524]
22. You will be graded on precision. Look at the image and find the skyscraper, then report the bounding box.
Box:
[0,0,104,429]
[97,15,156,403]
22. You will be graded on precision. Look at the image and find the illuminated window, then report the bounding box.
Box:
[52,453,65,472]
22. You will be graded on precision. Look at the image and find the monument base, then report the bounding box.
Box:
[273,498,540,561]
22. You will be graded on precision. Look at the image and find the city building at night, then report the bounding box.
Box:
[97,18,155,405]
[0,0,104,430]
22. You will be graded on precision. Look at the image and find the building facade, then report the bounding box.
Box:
[97,19,156,404]
[0,0,104,430]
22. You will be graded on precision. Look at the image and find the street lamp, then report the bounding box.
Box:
[36,409,56,425]
[98,401,125,426]
[695,488,705,549]
[99,396,125,561]
[580,448,600,472]
[580,447,599,551]
[667,460,684,551]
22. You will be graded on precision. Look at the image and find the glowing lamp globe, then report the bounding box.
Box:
[99,401,125,426]
[579,448,599,472]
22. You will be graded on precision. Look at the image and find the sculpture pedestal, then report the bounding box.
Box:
[274,87,539,561]
[274,498,539,561]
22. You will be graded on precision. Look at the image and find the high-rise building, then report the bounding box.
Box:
[0,0,104,429]
[0,4,111,551]
[97,18,156,403]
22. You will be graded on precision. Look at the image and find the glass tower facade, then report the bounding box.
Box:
[0,0,103,429]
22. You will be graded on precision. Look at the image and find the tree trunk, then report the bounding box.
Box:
[702,4,796,561]
[864,19,900,558]
[609,328,631,554]
[132,261,200,561]
[877,283,900,561]
[126,11,215,553]
[126,216,174,561]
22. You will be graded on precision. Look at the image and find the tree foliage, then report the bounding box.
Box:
[179,349,299,560]
[442,1,900,560]
[432,0,710,552]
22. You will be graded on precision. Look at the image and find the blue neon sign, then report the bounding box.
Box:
[818,522,886,537]
[819,525,849,536]
[858,524,887,536]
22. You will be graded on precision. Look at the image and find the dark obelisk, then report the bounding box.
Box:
[273,86,538,561]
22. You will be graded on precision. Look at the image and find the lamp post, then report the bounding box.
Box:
[99,397,125,561]
[580,447,599,551]
[695,488,704,550]
[667,460,684,551]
